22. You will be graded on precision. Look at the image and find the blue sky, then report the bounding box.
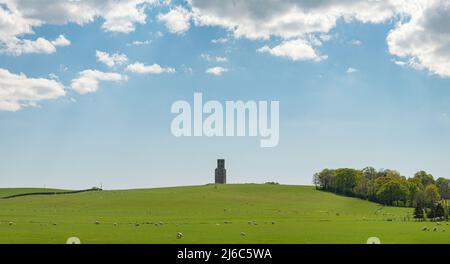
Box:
[1,0,450,189]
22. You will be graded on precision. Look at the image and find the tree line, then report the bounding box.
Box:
[313,167,450,221]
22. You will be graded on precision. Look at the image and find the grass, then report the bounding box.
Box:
[0,184,448,244]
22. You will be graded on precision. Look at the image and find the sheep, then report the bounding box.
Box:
[240,232,246,237]
[176,232,183,239]
[421,226,429,231]
[436,222,441,226]
[113,223,118,227]
[433,227,438,232]
[95,221,100,225]
[8,222,14,226]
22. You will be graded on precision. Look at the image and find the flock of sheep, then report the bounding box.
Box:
[421,222,448,232]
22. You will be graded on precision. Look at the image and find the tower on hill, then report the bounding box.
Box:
[215,159,226,184]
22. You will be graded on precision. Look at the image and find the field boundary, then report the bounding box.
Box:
[2,188,102,199]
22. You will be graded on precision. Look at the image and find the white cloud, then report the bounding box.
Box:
[71,70,128,95]
[258,39,326,62]
[0,0,168,56]
[346,67,358,74]
[51,35,71,47]
[127,40,152,46]
[157,6,191,34]
[211,38,228,44]
[200,54,228,63]
[3,0,167,33]
[96,50,128,68]
[349,39,362,46]
[206,67,228,76]
[188,0,407,63]
[1,35,71,56]
[126,62,176,74]
[0,68,66,111]
[190,0,404,40]
[387,0,450,77]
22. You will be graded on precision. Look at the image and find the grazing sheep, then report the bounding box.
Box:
[421,226,429,231]
[95,221,100,225]
[433,227,438,232]
[176,232,183,239]
[8,222,14,226]
[240,232,246,237]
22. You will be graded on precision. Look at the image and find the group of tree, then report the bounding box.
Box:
[313,167,450,221]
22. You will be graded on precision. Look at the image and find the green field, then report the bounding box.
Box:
[0,184,448,244]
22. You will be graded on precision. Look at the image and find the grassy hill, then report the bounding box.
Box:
[0,188,67,199]
[0,184,448,244]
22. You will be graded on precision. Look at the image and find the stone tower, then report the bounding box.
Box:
[215,159,226,184]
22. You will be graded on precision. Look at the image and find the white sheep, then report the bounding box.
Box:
[177,232,183,239]
[421,226,429,231]
[433,227,438,232]
[95,221,100,225]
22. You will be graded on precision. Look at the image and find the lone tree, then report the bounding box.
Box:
[413,205,425,221]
